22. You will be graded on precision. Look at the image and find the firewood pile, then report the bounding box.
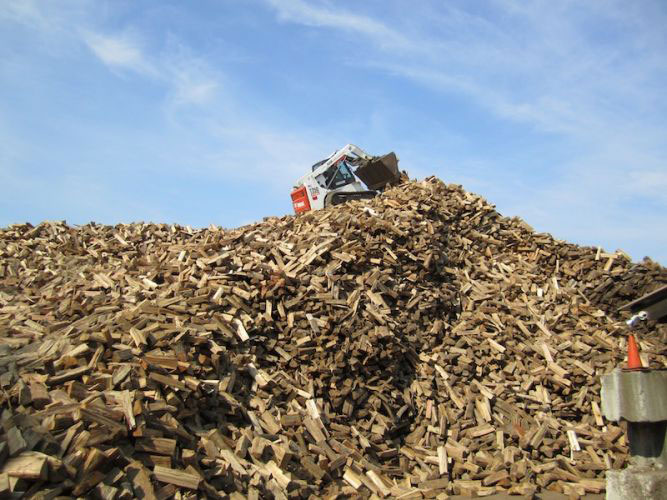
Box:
[587,259,667,318]
[1,177,665,498]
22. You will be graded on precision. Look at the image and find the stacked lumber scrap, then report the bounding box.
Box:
[586,258,667,344]
[0,177,665,498]
[584,255,666,311]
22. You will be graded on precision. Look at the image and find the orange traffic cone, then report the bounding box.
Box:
[627,334,643,370]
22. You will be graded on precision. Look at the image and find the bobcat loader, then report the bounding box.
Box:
[290,144,401,213]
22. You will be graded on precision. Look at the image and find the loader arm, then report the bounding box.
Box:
[309,144,373,181]
[308,145,400,191]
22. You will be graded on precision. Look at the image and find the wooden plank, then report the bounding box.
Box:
[135,438,177,456]
[153,465,201,490]
[2,452,48,480]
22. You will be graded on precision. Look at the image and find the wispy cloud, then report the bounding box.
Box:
[264,0,413,51]
[1,1,321,191]
[628,170,667,200]
[82,31,155,75]
[1,0,58,31]
[263,1,666,140]
[81,30,221,108]
[262,0,667,261]
[4,1,220,110]
[161,42,221,107]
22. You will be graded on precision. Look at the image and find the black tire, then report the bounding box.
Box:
[331,192,345,205]
[325,191,378,208]
[323,192,336,208]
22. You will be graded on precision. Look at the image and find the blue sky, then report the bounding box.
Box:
[1,1,666,264]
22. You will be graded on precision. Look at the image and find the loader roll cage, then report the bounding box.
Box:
[318,159,356,190]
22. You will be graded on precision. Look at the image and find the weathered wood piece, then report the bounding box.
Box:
[153,465,201,490]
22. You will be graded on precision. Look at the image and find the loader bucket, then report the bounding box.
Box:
[354,152,401,191]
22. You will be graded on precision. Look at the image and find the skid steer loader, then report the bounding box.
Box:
[290,144,402,214]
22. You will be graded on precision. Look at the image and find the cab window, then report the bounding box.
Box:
[323,161,355,188]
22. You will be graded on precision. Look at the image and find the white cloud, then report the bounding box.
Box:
[173,80,218,105]
[81,30,220,108]
[0,115,26,171]
[263,1,667,260]
[82,31,155,75]
[1,0,61,31]
[264,0,413,51]
[1,0,320,191]
[627,170,667,203]
[194,123,332,184]
[264,1,666,143]
[161,43,221,107]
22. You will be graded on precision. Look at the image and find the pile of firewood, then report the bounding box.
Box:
[1,177,665,498]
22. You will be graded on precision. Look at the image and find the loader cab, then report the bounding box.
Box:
[315,158,356,190]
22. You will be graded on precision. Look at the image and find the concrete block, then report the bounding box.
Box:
[601,369,667,422]
[606,466,667,500]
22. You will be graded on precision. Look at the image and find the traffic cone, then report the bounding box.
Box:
[627,334,643,369]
